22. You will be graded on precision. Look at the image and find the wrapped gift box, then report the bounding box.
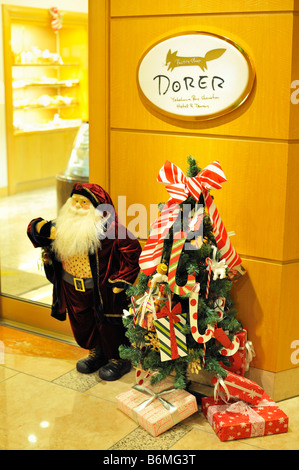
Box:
[201,393,289,442]
[212,371,264,405]
[116,378,198,437]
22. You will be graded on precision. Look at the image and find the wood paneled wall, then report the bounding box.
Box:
[89,0,299,374]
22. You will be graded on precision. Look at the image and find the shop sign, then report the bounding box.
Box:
[137,32,255,121]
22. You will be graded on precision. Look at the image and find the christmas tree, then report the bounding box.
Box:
[119,157,244,389]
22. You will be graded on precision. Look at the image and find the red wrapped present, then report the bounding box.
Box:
[201,393,289,441]
[212,371,264,405]
[116,378,198,437]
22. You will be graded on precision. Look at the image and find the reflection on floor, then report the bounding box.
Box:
[0,325,298,450]
[0,186,56,305]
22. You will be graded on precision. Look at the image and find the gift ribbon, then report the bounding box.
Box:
[213,375,231,402]
[156,300,182,359]
[206,399,277,438]
[245,341,256,371]
[139,160,242,275]
[132,384,181,426]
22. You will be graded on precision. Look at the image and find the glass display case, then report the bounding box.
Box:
[64,121,89,178]
[2,5,88,194]
[56,122,89,210]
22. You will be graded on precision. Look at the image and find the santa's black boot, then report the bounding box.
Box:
[76,347,108,374]
[98,359,131,381]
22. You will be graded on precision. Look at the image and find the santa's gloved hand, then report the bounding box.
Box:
[112,287,124,294]
[39,221,56,239]
[36,219,48,234]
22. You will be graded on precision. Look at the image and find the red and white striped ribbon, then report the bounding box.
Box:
[139,203,180,275]
[139,160,242,275]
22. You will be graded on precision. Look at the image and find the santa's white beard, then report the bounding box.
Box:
[52,198,101,261]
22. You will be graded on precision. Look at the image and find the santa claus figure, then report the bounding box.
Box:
[27,183,141,381]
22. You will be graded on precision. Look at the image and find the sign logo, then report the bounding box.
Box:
[137,32,255,121]
[166,48,226,72]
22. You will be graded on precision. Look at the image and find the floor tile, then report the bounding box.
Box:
[0,325,299,450]
[0,373,138,450]
[87,369,136,401]
[3,352,79,381]
[0,325,86,381]
[0,365,19,383]
[53,368,101,392]
[110,424,191,450]
[169,427,262,450]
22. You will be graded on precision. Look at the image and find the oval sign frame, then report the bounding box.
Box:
[137,31,255,121]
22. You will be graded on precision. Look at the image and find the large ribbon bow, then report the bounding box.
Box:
[158,159,226,203]
[139,160,242,275]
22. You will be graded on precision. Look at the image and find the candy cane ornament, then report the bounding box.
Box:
[168,232,196,294]
[205,257,212,298]
[131,296,136,326]
[219,351,243,373]
[214,297,225,321]
[219,335,240,356]
[189,289,215,343]
[168,232,215,344]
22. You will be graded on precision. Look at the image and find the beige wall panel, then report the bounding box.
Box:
[110,130,289,261]
[277,262,299,371]
[233,259,299,372]
[231,258,281,372]
[283,144,299,260]
[110,13,292,139]
[89,0,109,189]
[290,14,299,139]
[111,0,296,17]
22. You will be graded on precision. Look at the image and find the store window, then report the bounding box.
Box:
[0,3,88,307]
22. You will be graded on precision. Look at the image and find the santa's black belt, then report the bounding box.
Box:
[62,270,94,292]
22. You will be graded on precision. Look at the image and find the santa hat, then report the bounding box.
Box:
[70,183,115,209]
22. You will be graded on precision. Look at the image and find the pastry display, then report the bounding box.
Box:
[13,77,79,88]
[13,94,76,109]
[13,46,63,65]
[13,114,82,133]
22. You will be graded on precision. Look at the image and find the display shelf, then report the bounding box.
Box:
[12,63,80,67]
[13,84,79,89]
[13,79,79,89]
[14,124,81,136]
[2,5,88,194]
[13,103,78,110]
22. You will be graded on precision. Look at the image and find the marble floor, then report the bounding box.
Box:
[0,324,298,451]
